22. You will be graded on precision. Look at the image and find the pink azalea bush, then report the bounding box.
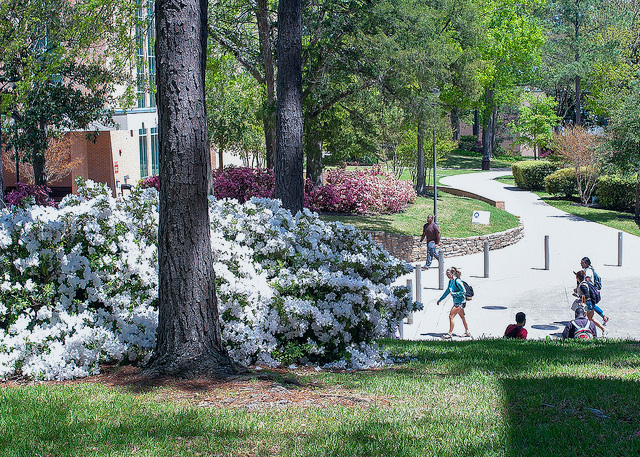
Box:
[212,166,415,215]
[306,166,416,214]
[5,183,56,208]
[212,167,275,202]
[139,175,160,191]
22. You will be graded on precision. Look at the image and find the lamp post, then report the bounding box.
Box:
[431,88,440,222]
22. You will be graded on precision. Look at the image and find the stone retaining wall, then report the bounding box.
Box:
[367,224,524,263]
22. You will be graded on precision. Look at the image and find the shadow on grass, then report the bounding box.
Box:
[503,376,640,455]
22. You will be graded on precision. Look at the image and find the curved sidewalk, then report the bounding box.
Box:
[397,170,640,340]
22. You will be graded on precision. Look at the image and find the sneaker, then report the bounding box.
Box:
[603,316,609,326]
[421,266,429,271]
[463,332,472,338]
[442,333,452,339]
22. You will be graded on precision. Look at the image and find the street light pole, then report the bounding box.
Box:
[433,122,437,223]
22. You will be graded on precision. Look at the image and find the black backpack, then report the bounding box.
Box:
[455,279,474,301]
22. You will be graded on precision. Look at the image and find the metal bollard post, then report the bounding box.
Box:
[415,265,422,304]
[438,251,445,290]
[406,279,413,325]
[618,231,623,266]
[484,241,490,278]
[544,235,550,270]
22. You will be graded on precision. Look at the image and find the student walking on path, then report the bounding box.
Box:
[420,214,440,270]
[437,267,471,339]
[580,257,609,325]
[573,270,605,334]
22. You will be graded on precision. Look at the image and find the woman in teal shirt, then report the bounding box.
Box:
[437,267,471,339]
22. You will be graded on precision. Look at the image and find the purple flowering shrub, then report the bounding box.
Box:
[139,175,160,191]
[212,167,275,202]
[5,183,56,208]
[306,166,416,214]
[211,165,415,214]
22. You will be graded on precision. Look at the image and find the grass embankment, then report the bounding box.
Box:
[496,175,640,237]
[2,339,638,456]
[320,195,519,237]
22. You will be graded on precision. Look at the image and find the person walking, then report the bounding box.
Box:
[504,312,527,339]
[580,257,609,325]
[573,270,605,334]
[437,267,470,339]
[420,214,440,271]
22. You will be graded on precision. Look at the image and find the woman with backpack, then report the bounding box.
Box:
[573,270,605,334]
[580,257,609,325]
[437,267,471,339]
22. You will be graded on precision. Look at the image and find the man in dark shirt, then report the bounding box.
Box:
[504,312,528,339]
[420,214,440,270]
[562,307,598,339]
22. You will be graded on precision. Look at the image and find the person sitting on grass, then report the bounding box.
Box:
[504,312,527,339]
[562,306,597,339]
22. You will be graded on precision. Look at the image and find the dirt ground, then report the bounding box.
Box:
[1,364,390,410]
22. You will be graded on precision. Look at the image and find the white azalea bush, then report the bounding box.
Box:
[0,180,418,380]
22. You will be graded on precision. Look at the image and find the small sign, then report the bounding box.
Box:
[472,210,490,225]
[114,161,119,174]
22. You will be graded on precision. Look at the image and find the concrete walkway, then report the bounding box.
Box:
[397,170,640,340]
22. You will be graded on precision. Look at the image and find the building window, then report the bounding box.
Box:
[139,127,148,178]
[150,127,159,176]
[147,0,156,108]
[136,5,146,108]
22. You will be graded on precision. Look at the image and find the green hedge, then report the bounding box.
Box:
[512,160,558,191]
[545,168,577,198]
[596,175,637,211]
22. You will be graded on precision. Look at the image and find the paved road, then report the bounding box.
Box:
[397,170,640,340]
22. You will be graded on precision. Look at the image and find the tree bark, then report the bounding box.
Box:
[256,0,276,169]
[153,0,235,378]
[217,142,224,171]
[305,118,323,187]
[575,75,582,126]
[275,0,304,213]
[482,88,494,166]
[416,123,426,195]
[32,148,46,186]
[473,109,479,137]
[450,107,460,143]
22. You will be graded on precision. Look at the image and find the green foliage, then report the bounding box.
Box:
[458,135,481,153]
[595,174,637,212]
[544,167,577,198]
[509,92,560,159]
[511,160,558,191]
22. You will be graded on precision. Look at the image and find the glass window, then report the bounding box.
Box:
[139,127,148,178]
[136,6,146,108]
[150,127,159,176]
[147,0,156,108]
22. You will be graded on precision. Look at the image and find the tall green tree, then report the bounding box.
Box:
[206,51,264,170]
[541,0,625,125]
[0,0,136,186]
[510,92,559,159]
[607,75,640,218]
[476,0,544,166]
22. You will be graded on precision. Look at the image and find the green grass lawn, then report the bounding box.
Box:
[2,339,638,456]
[495,175,640,237]
[320,194,520,237]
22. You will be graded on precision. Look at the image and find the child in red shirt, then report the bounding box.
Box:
[504,312,528,339]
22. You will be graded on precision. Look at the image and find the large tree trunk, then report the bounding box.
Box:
[482,88,494,169]
[473,109,479,137]
[450,107,460,143]
[575,75,582,126]
[275,0,304,213]
[153,0,235,377]
[32,149,46,186]
[217,142,224,171]
[256,0,276,169]
[635,177,640,220]
[305,119,323,187]
[416,123,426,195]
